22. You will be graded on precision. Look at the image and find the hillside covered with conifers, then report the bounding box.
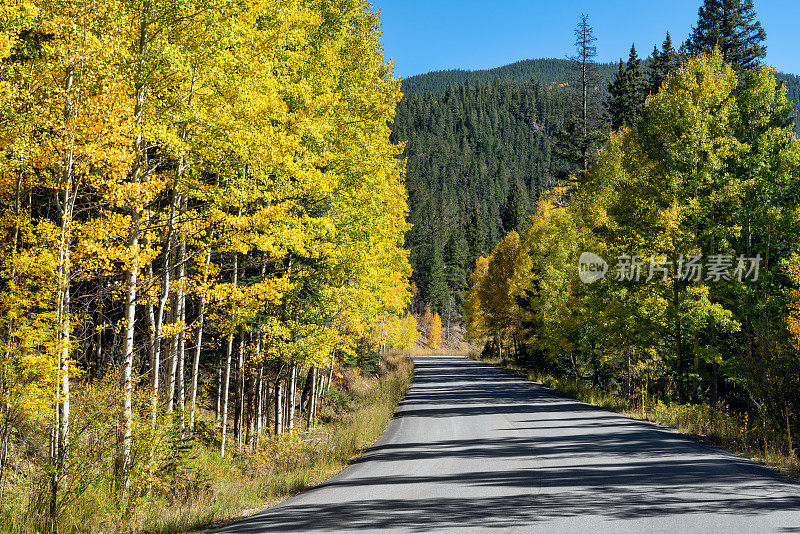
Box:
[400,58,618,96]
[390,79,571,322]
[394,41,800,324]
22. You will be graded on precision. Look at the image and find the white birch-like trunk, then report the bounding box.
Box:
[235,332,244,447]
[306,366,317,427]
[283,379,289,433]
[254,364,263,449]
[288,363,297,433]
[176,209,187,426]
[166,298,178,414]
[151,191,177,423]
[121,214,139,491]
[122,1,150,491]
[189,245,211,432]
[324,350,336,398]
[215,366,221,422]
[264,382,273,435]
[221,331,233,456]
[275,379,283,435]
[220,253,238,456]
[51,35,79,520]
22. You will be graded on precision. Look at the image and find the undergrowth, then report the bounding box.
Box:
[0,354,413,534]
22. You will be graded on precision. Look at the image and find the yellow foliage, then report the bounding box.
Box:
[428,313,442,349]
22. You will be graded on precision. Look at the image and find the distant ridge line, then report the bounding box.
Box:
[400,57,800,132]
[400,58,618,96]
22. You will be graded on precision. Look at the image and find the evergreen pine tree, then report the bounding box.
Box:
[423,240,449,314]
[606,45,647,130]
[554,14,607,182]
[685,0,766,72]
[444,222,470,313]
[649,32,680,93]
[624,44,647,122]
[501,178,532,234]
[607,60,628,130]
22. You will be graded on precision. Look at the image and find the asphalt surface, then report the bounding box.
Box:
[213,356,800,533]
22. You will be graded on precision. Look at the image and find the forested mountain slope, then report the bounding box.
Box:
[401,58,618,96]
[403,57,800,120]
[394,57,800,322]
[390,78,572,319]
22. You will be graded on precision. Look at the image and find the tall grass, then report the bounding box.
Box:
[469,351,799,477]
[0,354,414,534]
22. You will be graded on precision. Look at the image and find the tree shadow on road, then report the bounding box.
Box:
[213,357,800,533]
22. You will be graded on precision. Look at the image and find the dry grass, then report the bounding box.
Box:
[0,355,414,534]
[407,346,473,356]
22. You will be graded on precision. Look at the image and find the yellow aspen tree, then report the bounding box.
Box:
[788,257,800,348]
[465,256,490,344]
[401,314,420,351]
[11,0,134,516]
[429,313,443,349]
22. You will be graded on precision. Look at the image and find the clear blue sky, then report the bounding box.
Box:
[373,0,800,78]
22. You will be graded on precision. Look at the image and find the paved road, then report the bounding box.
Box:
[214,356,800,533]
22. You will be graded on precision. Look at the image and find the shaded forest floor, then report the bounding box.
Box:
[468,352,800,480]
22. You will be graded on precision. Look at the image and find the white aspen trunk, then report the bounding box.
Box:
[53,234,71,517]
[283,379,289,434]
[151,191,177,423]
[221,332,233,456]
[122,0,150,492]
[254,333,264,447]
[177,298,185,425]
[176,205,187,427]
[315,369,325,419]
[307,366,317,428]
[51,30,79,519]
[246,374,254,447]
[275,380,283,435]
[121,215,139,490]
[285,376,292,432]
[58,278,70,453]
[324,350,336,397]
[166,298,178,414]
[146,257,156,392]
[312,372,322,422]
[54,200,73,495]
[220,253,237,456]
[190,245,211,432]
[255,365,263,449]
[236,332,244,447]
[288,363,297,433]
[263,374,272,435]
[166,198,184,416]
[215,366,221,422]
